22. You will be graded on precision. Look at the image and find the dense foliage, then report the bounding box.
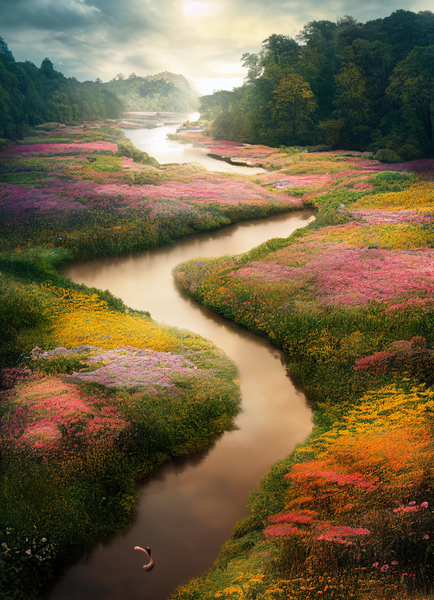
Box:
[201,9,434,160]
[103,71,198,112]
[0,37,123,139]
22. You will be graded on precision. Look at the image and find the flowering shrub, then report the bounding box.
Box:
[1,366,32,389]
[35,345,203,391]
[354,336,434,382]
[1,377,126,453]
[285,464,378,492]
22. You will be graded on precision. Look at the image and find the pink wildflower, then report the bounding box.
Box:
[264,524,301,538]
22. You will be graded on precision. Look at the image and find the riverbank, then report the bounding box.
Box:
[0,125,305,599]
[172,151,434,599]
[2,123,432,599]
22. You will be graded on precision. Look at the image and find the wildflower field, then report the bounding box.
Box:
[0,251,241,599]
[172,153,434,599]
[0,125,307,599]
[2,122,434,600]
[0,126,303,259]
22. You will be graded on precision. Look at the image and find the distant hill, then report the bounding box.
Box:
[104,72,199,112]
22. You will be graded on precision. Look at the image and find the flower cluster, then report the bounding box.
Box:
[0,377,126,452]
[393,500,429,514]
[56,345,200,390]
[285,464,378,492]
[9,141,118,154]
[316,525,371,545]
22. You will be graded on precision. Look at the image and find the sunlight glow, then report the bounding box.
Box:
[188,112,201,122]
[193,77,244,96]
[182,1,213,17]
[214,64,245,75]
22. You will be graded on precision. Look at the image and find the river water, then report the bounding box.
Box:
[121,112,265,174]
[45,116,314,600]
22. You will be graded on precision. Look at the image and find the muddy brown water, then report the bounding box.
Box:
[43,122,314,600]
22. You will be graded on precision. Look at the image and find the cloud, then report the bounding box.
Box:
[1,0,432,87]
[0,0,100,30]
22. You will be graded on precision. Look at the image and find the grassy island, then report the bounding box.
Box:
[172,145,434,600]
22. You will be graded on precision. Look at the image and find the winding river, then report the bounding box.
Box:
[44,115,314,600]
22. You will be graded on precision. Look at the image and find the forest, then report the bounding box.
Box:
[0,38,123,140]
[200,9,434,161]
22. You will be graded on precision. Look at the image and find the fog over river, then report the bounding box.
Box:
[44,115,314,600]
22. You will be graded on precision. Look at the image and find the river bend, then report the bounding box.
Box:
[44,119,314,600]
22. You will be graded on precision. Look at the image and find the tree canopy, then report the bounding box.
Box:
[0,37,123,139]
[203,9,434,159]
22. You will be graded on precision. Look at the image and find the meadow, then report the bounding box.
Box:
[172,148,434,600]
[0,124,312,599]
[2,122,434,600]
[0,250,241,599]
[0,126,302,259]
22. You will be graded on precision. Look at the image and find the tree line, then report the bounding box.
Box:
[201,10,434,161]
[0,37,123,139]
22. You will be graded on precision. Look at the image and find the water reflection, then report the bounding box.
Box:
[122,114,264,174]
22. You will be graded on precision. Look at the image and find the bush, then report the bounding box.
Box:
[114,142,159,167]
[373,148,401,163]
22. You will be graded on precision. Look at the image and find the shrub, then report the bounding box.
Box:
[114,142,159,167]
[373,148,401,163]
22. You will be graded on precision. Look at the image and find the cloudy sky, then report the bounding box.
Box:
[1,0,432,94]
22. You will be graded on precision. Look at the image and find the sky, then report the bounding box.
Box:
[1,0,432,95]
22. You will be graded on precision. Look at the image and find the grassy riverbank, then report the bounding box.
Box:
[0,125,308,598]
[172,149,434,600]
[0,126,303,259]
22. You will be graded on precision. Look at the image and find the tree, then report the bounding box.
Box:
[387,46,434,156]
[199,90,234,120]
[241,52,263,83]
[271,73,316,145]
[262,34,300,69]
[332,60,373,148]
[40,58,60,80]
[0,36,14,61]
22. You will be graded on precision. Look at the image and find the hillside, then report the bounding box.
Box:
[104,71,199,112]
